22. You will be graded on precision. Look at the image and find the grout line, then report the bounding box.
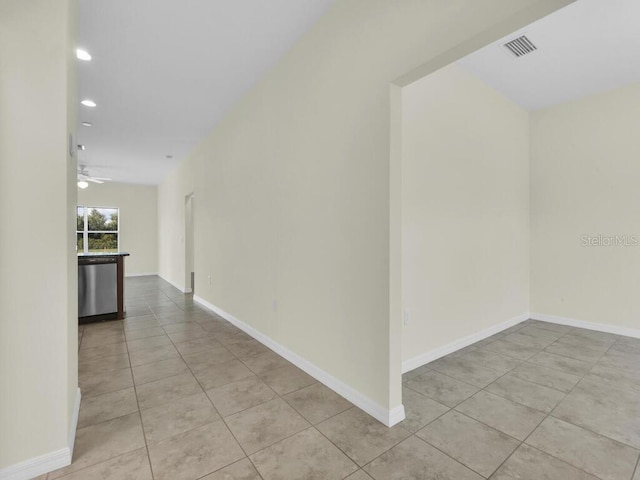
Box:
[409,431,497,479]
[142,284,366,478]
[391,415,475,475]
[401,319,637,478]
[280,389,354,426]
[536,347,604,365]
[493,329,632,476]
[405,369,478,394]
[506,363,578,393]
[157,300,257,473]
[518,443,602,478]
[375,334,541,478]
[447,343,579,477]
[525,356,591,377]
[477,344,538,361]
[62,320,139,479]
[99,284,637,479]
[124,308,156,480]
[482,440,521,478]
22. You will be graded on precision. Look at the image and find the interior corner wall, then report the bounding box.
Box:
[530,81,640,333]
[157,0,574,417]
[401,64,530,365]
[78,182,159,276]
[0,0,78,473]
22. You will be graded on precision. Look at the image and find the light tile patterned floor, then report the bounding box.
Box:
[44,276,640,479]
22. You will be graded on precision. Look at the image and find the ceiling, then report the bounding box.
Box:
[458,0,640,111]
[76,0,335,185]
[79,0,640,185]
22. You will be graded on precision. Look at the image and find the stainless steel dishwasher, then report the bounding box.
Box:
[78,257,117,317]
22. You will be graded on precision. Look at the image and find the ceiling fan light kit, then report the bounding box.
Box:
[77,164,112,189]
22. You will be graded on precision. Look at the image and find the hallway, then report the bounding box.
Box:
[45,276,640,479]
[50,277,376,479]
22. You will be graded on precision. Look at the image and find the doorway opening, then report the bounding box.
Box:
[185,193,195,293]
[393,0,633,426]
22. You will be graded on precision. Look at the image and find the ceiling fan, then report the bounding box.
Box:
[77,165,111,189]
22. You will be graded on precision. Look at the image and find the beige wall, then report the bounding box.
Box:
[531,81,640,332]
[401,64,530,365]
[0,0,78,473]
[158,157,195,292]
[78,182,158,276]
[159,0,571,420]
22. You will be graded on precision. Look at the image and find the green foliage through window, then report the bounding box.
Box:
[77,206,119,253]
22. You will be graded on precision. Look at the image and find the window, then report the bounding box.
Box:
[76,206,119,253]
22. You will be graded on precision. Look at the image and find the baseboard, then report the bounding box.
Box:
[401,311,640,376]
[125,272,158,278]
[388,404,406,426]
[194,295,405,427]
[530,312,640,339]
[0,388,80,480]
[402,313,530,374]
[0,448,69,480]
[68,387,81,458]
[158,274,191,294]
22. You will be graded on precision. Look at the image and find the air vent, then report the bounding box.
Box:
[503,35,537,58]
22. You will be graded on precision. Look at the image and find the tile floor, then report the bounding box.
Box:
[42,276,640,479]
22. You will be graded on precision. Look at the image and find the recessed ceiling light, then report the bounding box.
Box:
[81,99,96,107]
[77,144,86,151]
[76,49,92,61]
[81,122,92,127]
[77,180,89,189]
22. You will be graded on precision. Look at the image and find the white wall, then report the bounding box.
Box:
[78,182,158,275]
[401,64,530,365]
[0,0,78,475]
[158,157,195,292]
[158,0,573,422]
[531,81,640,333]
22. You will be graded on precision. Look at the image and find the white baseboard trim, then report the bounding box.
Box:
[402,313,530,374]
[388,404,407,426]
[401,311,640,376]
[0,448,70,480]
[68,387,81,458]
[530,312,640,339]
[194,295,405,427]
[125,272,158,278]
[0,388,80,480]
[158,274,191,294]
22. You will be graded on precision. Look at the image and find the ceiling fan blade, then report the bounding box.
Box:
[87,178,104,184]
[91,177,112,181]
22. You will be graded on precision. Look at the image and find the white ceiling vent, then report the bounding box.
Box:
[503,35,537,58]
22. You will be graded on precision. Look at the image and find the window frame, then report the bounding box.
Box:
[76,205,120,254]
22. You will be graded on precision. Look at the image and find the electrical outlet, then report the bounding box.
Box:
[208,275,212,285]
[272,299,278,312]
[403,309,410,326]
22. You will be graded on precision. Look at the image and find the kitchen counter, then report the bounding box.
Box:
[78,252,130,258]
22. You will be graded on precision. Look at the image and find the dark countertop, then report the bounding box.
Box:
[78,252,130,258]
